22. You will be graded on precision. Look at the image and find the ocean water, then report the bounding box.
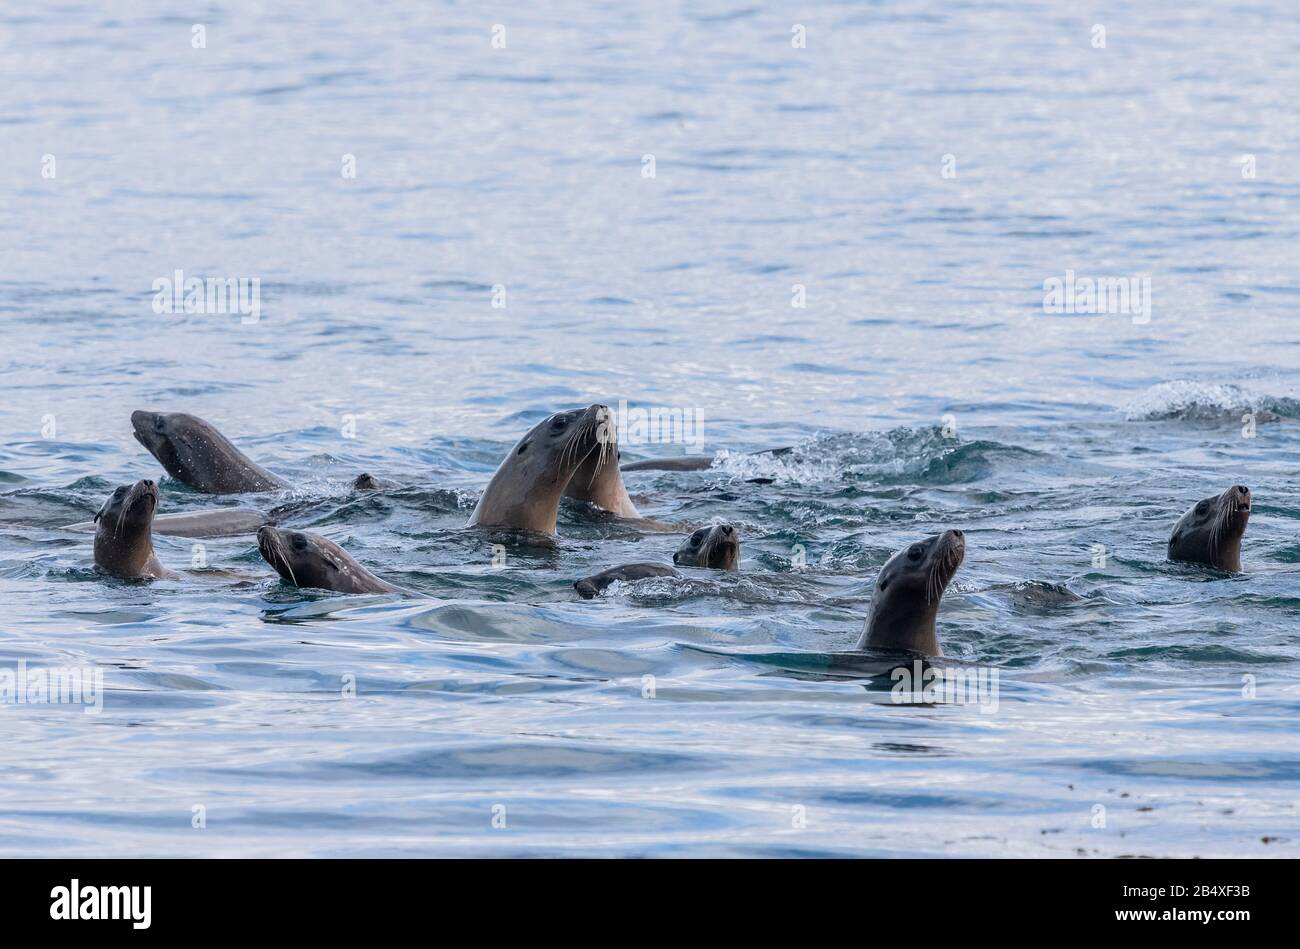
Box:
[1,0,1298,857]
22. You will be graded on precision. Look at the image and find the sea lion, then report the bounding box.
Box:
[672,523,740,568]
[574,523,740,598]
[131,410,288,494]
[93,480,178,580]
[256,525,403,594]
[574,563,677,599]
[352,473,396,491]
[855,530,965,656]
[66,507,268,538]
[469,404,613,535]
[1168,485,1251,572]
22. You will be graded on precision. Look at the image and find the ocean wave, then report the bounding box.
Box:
[712,429,1049,486]
[1122,381,1300,422]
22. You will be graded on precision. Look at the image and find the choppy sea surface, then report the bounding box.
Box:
[1,1,1298,857]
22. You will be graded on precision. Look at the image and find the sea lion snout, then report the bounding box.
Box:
[130,409,165,442]
[255,524,280,560]
[117,478,159,516]
[935,529,967,577]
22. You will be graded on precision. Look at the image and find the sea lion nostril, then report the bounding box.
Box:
[1236,485,1249,495]
[952,529,963,538]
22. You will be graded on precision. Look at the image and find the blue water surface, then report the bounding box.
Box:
[0,1,1298,856]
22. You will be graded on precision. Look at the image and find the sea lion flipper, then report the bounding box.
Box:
[620,456,717,472]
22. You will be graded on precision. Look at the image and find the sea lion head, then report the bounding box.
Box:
[131,410,281,493]
[256,525,398,594]
[1168,485,1251,572]
[93,479,160,577]
[352,473,382,490]
[257,526,346,590]
[517,403,612,484]
[563,411,639,517]
[673,524,740,569]
[470,404,614,534]
[859,529,966,656]
[131,410,204,482]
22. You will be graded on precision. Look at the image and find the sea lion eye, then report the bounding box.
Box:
[1195,502,1210,516]
[517,441,529,455]
[690,529,706,544]
[154,416,166,433]
[908,546,923,560]
[291,535,308,551]
[551,417,569,431]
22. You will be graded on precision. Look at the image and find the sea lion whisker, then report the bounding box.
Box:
[561,419,600,484]
[557,427,579,482]
[558,418,591,481]
[272,536,298,586]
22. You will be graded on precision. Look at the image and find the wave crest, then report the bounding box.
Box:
[1122,381,1300,422]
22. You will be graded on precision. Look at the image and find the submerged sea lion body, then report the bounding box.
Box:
[620,456,717,473]
[132,410,287,494]
[93,480,178,580]
[574,563,677,599]
[256,526,402,594]
[470,404,614,535]
[574,524,740,598]
[856,530,965,656]
[67,508,267,538]
[1168,485,1251,572]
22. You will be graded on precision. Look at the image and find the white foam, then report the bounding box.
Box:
[1121,381,1274,421]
